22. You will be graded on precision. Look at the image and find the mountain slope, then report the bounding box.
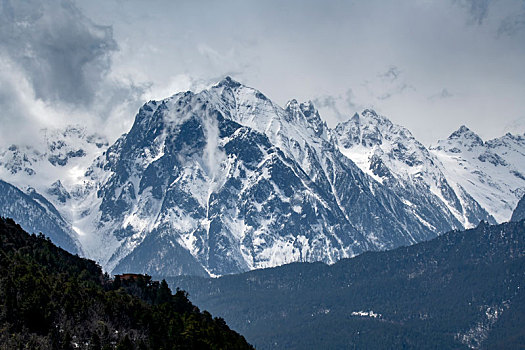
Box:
[430,127,525,223]
[0,126,110,255]
[172,220,525,349]
[511,194,525,222]
[0,180,79,253]
[0,217,253,349]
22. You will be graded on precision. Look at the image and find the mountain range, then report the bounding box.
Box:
[0,77,523,276]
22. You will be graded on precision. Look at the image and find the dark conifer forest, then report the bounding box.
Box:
[0,217,253,350]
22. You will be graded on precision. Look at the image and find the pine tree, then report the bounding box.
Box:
[156,279,172,305]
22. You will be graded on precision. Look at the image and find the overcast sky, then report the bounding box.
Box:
[1,0,524,146]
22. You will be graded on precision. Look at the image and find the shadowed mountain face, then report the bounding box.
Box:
[0,180,80,254]
[0,77,523,277]
[511,194,525,222]
[171,220,525,349]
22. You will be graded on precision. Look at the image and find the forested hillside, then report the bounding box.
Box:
[173,221,525,349]
[0,217,253,350]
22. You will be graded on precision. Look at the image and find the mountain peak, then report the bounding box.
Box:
[299,100,317,117]
[448,125,483,146]
[283,99,326,136]
[284,99,316,114]
[285,99,299,109]
[214,76,242,89]
[350,112,360,122]
[451,125,471,136]
[362,109,379,117]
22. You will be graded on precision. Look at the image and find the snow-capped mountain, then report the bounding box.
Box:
[430,127,525,223]
[0,125,108,194]
[334,110,495,231]
[0,125,108,222]
[79,77,439,276]
[0,77,523,277]
[0,126,107,256]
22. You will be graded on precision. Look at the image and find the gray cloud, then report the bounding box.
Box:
[456,0,491,24]
[312,95,345,120]
[503,116,525,134]
[0,0,117,106]
[377,92,392,101]
[0,60,43,144]
[312,88,361,125]
[345,89,357,110]
[377,85,415,101]
[498,12,525,36]
[378,66,402,82]
[429,88,454,100]
[454,0,525,37]
[374,67,414,101]
[0,0,150,147]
